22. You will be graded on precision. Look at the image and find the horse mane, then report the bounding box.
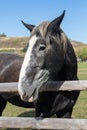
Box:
[32,21,69,53]
[31,21,50,38]
[60,30,69,53]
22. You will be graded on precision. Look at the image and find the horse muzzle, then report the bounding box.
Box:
[18,68,49,102]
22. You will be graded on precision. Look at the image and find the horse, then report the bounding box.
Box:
[18,11,80,118]
[0,52,34,116]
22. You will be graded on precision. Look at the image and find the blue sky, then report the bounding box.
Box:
[0,0,87,43]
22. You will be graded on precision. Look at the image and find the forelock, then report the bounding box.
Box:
[32,21,50,38]
[29,21,68,53]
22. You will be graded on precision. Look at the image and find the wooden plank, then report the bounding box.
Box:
[0,80,86,93]
[40,80,87,92]
[0,80,87,93]
[0,117,87,129]
[0,82,18,93]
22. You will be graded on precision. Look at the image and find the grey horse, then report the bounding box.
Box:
[18,11,80,118]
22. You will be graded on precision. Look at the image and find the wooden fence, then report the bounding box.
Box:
[0,80,87,129]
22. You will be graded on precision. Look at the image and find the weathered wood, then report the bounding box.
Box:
[0,82,18,93]
[0,81,87,129]
[0,117,87,129]
[0,80,87,94]
[40,80,87,92]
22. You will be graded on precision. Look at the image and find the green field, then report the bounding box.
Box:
[78,62,87,80]
[1,62,87,129]
[72,62,87,118]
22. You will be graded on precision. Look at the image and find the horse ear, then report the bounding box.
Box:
[21,20,35,32]
[47,10,65,33]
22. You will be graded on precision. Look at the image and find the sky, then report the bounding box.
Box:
[0,0,87,43]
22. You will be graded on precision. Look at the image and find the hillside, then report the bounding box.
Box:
[71,40,87,58]
[71,39,87,51]
[0,37,29,55]
[0,36,29,48]
[0,36,87,56]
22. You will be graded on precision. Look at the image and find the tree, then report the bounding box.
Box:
[0,33,7,37]
[78,48,87,61]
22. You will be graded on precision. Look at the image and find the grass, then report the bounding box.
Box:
[1,62,87,130]
[72,62,87,118]
[78,62,87,80]
[0,49,15,53]
[72,91,87,118]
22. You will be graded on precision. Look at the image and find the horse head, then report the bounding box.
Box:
[18,11,67,102]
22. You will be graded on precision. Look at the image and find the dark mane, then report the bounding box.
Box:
[32,21,50,38]
[32,21,69,55]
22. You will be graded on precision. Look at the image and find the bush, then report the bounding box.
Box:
[78,48,87,61]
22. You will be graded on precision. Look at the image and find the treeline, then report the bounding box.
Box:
[77,48,87,61]
[0,33,7,37]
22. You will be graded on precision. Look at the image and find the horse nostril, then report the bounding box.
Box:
[22,91,29,102]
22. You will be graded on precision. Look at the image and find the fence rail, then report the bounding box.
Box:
[0,81,87,129]
[0,117,87,129]
[0,80,87,93]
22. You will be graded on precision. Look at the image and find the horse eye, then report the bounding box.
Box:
[39,44,46,51]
